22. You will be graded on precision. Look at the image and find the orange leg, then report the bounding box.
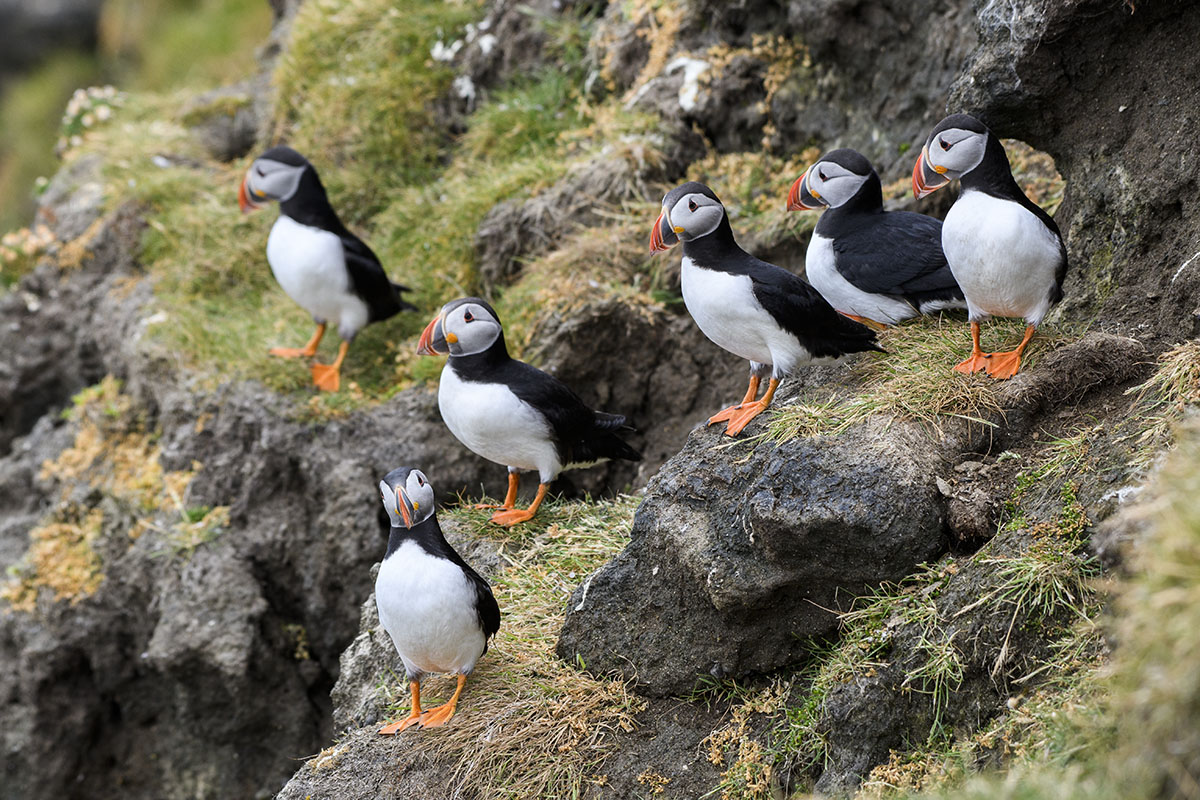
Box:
[708,376,761,425]
[841,312,889,332]
[953,322,990,375]
[417,674,467,728]
[269,323,326,359]
[490,482,549,527]
[724,378,780,437]
[378,680,422,735]
[984,324,1036,380]
[311,340,349,392]
[474,472,519,510]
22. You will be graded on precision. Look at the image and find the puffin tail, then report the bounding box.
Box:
[392,282,418,312]
[587,412,642,463]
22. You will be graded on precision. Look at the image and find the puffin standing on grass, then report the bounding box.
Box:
[913,114,1067,379]
[787,148,965,328]
[650,181,883,436]
[238,146,415,391]
[416,297,641,527]
[375,467,500,733]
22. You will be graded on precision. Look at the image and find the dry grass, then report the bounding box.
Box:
[1122,339,1200,470]
[0,509,105,612]
[762,316,1073,443]
[377,495,647,798]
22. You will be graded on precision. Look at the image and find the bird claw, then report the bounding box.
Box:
[310,363,341,392]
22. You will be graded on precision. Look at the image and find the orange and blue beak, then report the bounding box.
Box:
[238,175,265,214]
[416,313,449,356]
[649,208,680,253]
[912,148,950,199]
[786,167,824,211]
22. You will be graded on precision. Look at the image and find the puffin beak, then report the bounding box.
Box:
[238,175,264,214]
[649,209,679,253]
[395,487,414,528]
[416,314,448,356]
[912,148,950,199]
[786,168,824,211]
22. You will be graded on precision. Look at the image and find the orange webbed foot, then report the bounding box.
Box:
[707,404,748,425]
[724,401,769,437]
[378,714,422,735]
[983,350,1022,379]
[268,346,316,359]
[489,507,536,527]
[953,352,991,375]
[310,363,341,392]
[416,703,458,729]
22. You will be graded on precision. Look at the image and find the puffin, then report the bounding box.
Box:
[787,148,965,329]
[912,114,1067,379]
[375,466,500,733]
[650,181,883,436]
[415,297,641,527]
[238,145,415,391]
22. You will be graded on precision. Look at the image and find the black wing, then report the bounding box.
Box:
[497,360,642,466]
[338,229,416,322]
[831,212,961,299]
[748,259,884,358]
[423,518,501,642]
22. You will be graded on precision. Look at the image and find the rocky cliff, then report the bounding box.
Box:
[2,0,1199,799]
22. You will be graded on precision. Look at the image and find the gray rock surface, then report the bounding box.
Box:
[557,416,950,696]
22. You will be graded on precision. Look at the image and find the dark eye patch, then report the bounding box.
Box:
[940,138,952,151]
[818,170,828,182]
[688,199,698,212]
[463,310,474,322]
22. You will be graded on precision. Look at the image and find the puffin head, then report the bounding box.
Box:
[416,297,503,357]
[239,146,310,213]
[787,148,875,211]
[649,181,726,253]
[380,466,436,529]
[913,114,990,198]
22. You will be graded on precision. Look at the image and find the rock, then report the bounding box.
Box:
[180,80,264,162]
[557,416,949,696]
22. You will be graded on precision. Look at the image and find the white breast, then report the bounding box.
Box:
[942,190,1061,326]
[266,215,370,339]
[805,232,918,325]
[375,540,487,677]
[680,256,822,377]
[438,365,562,483]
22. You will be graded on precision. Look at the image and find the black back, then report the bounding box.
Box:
[278,165,416,322]
[682,213,884,359]
[385,514,501,643]
[448,332,642,468]
[938,115,1068,303]
[816,167,963,309]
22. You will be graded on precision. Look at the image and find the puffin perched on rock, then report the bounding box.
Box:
[239,145,415,391]
[375,467,500,733]
[913,114,1067,379]
[788,148,965,328]
[650,181,883,436]
[416,298,641,526]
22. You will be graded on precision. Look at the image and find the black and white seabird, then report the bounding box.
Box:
[787,148,965,329]
[375,466,500,734]
[650,181,883,436]
[913,114,1067,379]
[415,298,641,527]
[239,145,415,391]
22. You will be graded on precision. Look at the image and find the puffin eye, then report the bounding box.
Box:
[940,138,952,151]
[688,199,698,213]
[255,166,266,177]
[463,310,474,323]
[417,475,424,486]
[818,170,828,182]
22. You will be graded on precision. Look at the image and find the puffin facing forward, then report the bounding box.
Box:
[375,467,500,733]
[416,298,642,527]
[650,181,883,436]
[913,114,1067,379]
[239,146,415,391]
[787,148,965,328]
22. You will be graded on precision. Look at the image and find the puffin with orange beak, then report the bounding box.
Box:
[913,114,1066,378]
[651,181,883,436]
[239,146,415,391]
[374,467,500,734]
[416,297,641,527]
[787,148,964,328]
